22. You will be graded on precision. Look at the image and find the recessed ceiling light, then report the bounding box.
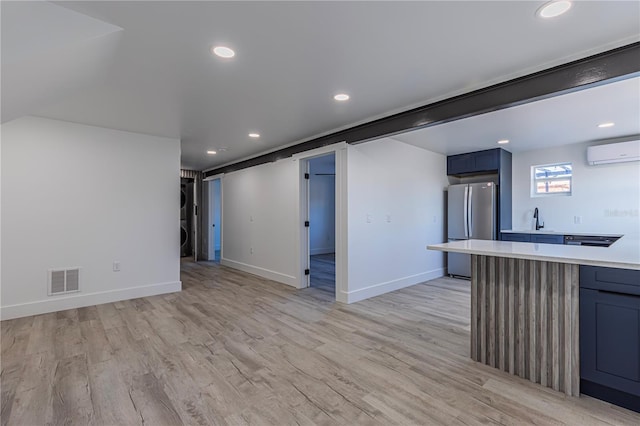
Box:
[334,93,350,101]
[248,133,260,138]
[207,150,217,155]
[497,139,510,144]
[537,1,572,19]
[211,46,235,58]
[598,122,615,128]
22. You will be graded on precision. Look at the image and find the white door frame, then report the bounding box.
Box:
[301,159,311,288]
[294,142,348,302]
[201,178,210,261]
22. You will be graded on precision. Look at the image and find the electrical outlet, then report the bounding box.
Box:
[574,216,582,224]
[250,247,254,254]
[366,214,372,223]
[386,214,391,223]
[113,261,121,272]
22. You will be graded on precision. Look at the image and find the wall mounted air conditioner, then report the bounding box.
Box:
[587,140,640,165]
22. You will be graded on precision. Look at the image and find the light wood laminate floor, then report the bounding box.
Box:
[2,260,639,425]
[310,253,335,294]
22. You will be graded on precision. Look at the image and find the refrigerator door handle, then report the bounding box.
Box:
[468,185,473,238]
[463,186,468,238]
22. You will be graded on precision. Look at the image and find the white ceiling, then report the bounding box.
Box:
[2,1,639,170]
[1,1,122,124]
[393,76,640,154]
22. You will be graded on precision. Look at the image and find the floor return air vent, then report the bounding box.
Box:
[48,268,80,295]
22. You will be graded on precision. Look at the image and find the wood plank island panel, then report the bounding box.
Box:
[471,255,580,396]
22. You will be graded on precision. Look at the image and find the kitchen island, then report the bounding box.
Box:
[427,236,640,404]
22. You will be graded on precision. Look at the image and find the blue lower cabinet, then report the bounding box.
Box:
[530,234,564,244]
[500,233,530,242]
[580,266,640,413]
[500,233,564,244]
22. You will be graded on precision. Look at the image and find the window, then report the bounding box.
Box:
[532,162,572,196]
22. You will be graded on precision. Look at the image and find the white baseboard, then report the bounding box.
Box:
[345,268,445,304]
[220,258,298,287]
[336,290,349,304]
[0,281,181,321]
[310,247,335,256]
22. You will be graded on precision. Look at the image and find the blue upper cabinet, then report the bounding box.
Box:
[473,149,500,173]
[447,153,474,175]
[447,148,500,176]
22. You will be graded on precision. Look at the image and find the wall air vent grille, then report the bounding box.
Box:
[48,268,80,295]
[50,270,66,294]
[65,269,80,292]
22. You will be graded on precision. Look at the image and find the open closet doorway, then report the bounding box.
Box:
[180,177,196,259]
[305,153,336,294]
[205,177,222,262]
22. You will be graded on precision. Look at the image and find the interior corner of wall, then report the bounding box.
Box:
[344,269,445,304]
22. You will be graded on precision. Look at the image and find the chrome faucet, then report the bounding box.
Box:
[533,207,544,231]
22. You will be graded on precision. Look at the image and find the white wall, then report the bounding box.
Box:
[309,156,336,255]
[221,158,300,286]
[346,137,448,303]
[1,117,181,319]
[219,139,447,303]
[512,140,640,237]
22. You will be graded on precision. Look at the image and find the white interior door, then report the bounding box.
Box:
[214,180,222,259]
[206,177,222,261]
[201,180,210,261]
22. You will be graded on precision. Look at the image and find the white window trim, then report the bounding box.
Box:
[531,162,572,197]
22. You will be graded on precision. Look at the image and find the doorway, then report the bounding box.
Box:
[305,153,336,294]
[205,177,222,262]
[180,177,195,259]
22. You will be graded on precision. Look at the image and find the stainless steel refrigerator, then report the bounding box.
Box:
[447,182,496,277]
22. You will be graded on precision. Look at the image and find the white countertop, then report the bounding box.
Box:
[501,229,623,237]
[427,235,640,270]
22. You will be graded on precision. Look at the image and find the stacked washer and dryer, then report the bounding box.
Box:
[180,179,194,257]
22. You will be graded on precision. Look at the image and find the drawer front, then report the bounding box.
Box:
[580,265,640,295]
[500,233,531,242]
[530,234,564,244]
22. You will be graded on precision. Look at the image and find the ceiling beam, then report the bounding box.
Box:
[204,42,640,178]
